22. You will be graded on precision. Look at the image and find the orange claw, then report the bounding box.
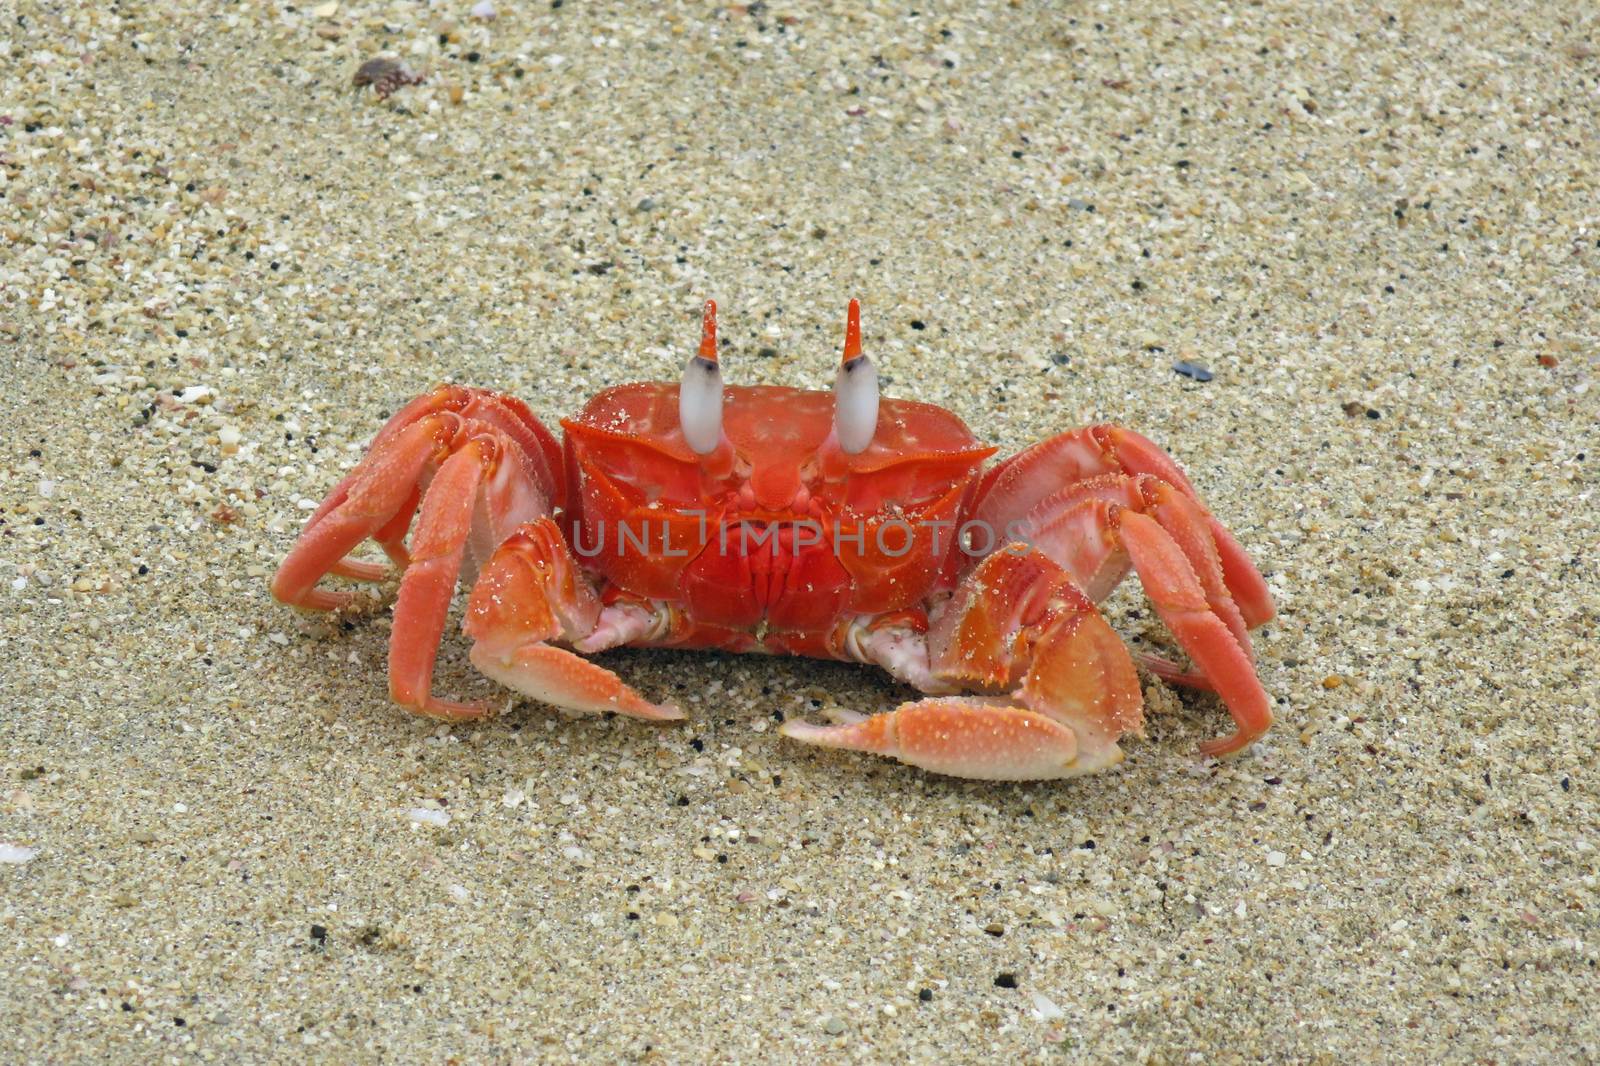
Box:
[464,519,682,721]
[784,546,1143,779]
[781,699,1084,781]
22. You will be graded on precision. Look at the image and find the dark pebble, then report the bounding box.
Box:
[1366,408,1381,419]
[910,320,926,330]
[1051,352,1070,366]
[995,973,1019,989]
[1172,360,1213,382]
[310,924,327,943]
[919,988,934,1002]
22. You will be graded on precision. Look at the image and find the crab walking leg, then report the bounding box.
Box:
[1026,475,1253,660]
[1117,511,1272,756]
[387,442,495,720]
[972,425,1275,630]
[464,520,683,722]
[1093,426,1275,628]
[272,417,450,611]
[1140,480,1253,658]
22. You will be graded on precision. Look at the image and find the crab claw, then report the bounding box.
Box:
[782,547,1142,780]
[465,519,683,721]
[781,698,1092,781]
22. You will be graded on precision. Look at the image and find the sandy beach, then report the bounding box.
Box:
[2,0,1596,1060]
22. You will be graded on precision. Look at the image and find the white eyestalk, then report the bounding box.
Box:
[832,298,879,454]
[679,299,724,455]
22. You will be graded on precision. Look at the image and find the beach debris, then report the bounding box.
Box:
[354,57,426,100]
[406,807,449,827]
[1030,990,1065,1020]
[1172,359,1214,382]
[0,843,39,864]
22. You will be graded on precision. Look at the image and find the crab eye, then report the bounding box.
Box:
[679,299,724,455]
[832,298,879,454]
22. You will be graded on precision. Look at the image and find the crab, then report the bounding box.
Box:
[271,301,1274,780]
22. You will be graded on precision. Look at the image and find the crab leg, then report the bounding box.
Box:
[1116,511,1272,756]
[271,416,452,611]
[387,442,495,719]
[1095,426,1272,628]
[970,425,1274,628]
[465,519,682,721]
[1026,474,1253,659]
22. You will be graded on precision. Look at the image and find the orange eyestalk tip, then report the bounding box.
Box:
[842,298,862,363]
[698,299,719,363]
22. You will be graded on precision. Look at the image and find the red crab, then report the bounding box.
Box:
[272,301,1274,780]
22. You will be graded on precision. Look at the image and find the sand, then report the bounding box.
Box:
[2,0,1596,1061]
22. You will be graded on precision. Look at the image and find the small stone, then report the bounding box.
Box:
[1321,675,1344,689]
[470,0,497,19]
[0,843,39,864]
[995,972,1019,989]
[821,1016,846,1035]
[984,922,1005,936]
[1172,360,1214,382]
[1266,850,1288,867]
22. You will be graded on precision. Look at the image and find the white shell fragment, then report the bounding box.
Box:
[0,843,39,864]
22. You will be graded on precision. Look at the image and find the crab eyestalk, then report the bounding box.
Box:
[679,299,725,455]
[832,298,879,454]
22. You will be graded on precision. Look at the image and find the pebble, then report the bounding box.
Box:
[1172,360,1215,382]
[0,843,39,865]
[406,808,450,827]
